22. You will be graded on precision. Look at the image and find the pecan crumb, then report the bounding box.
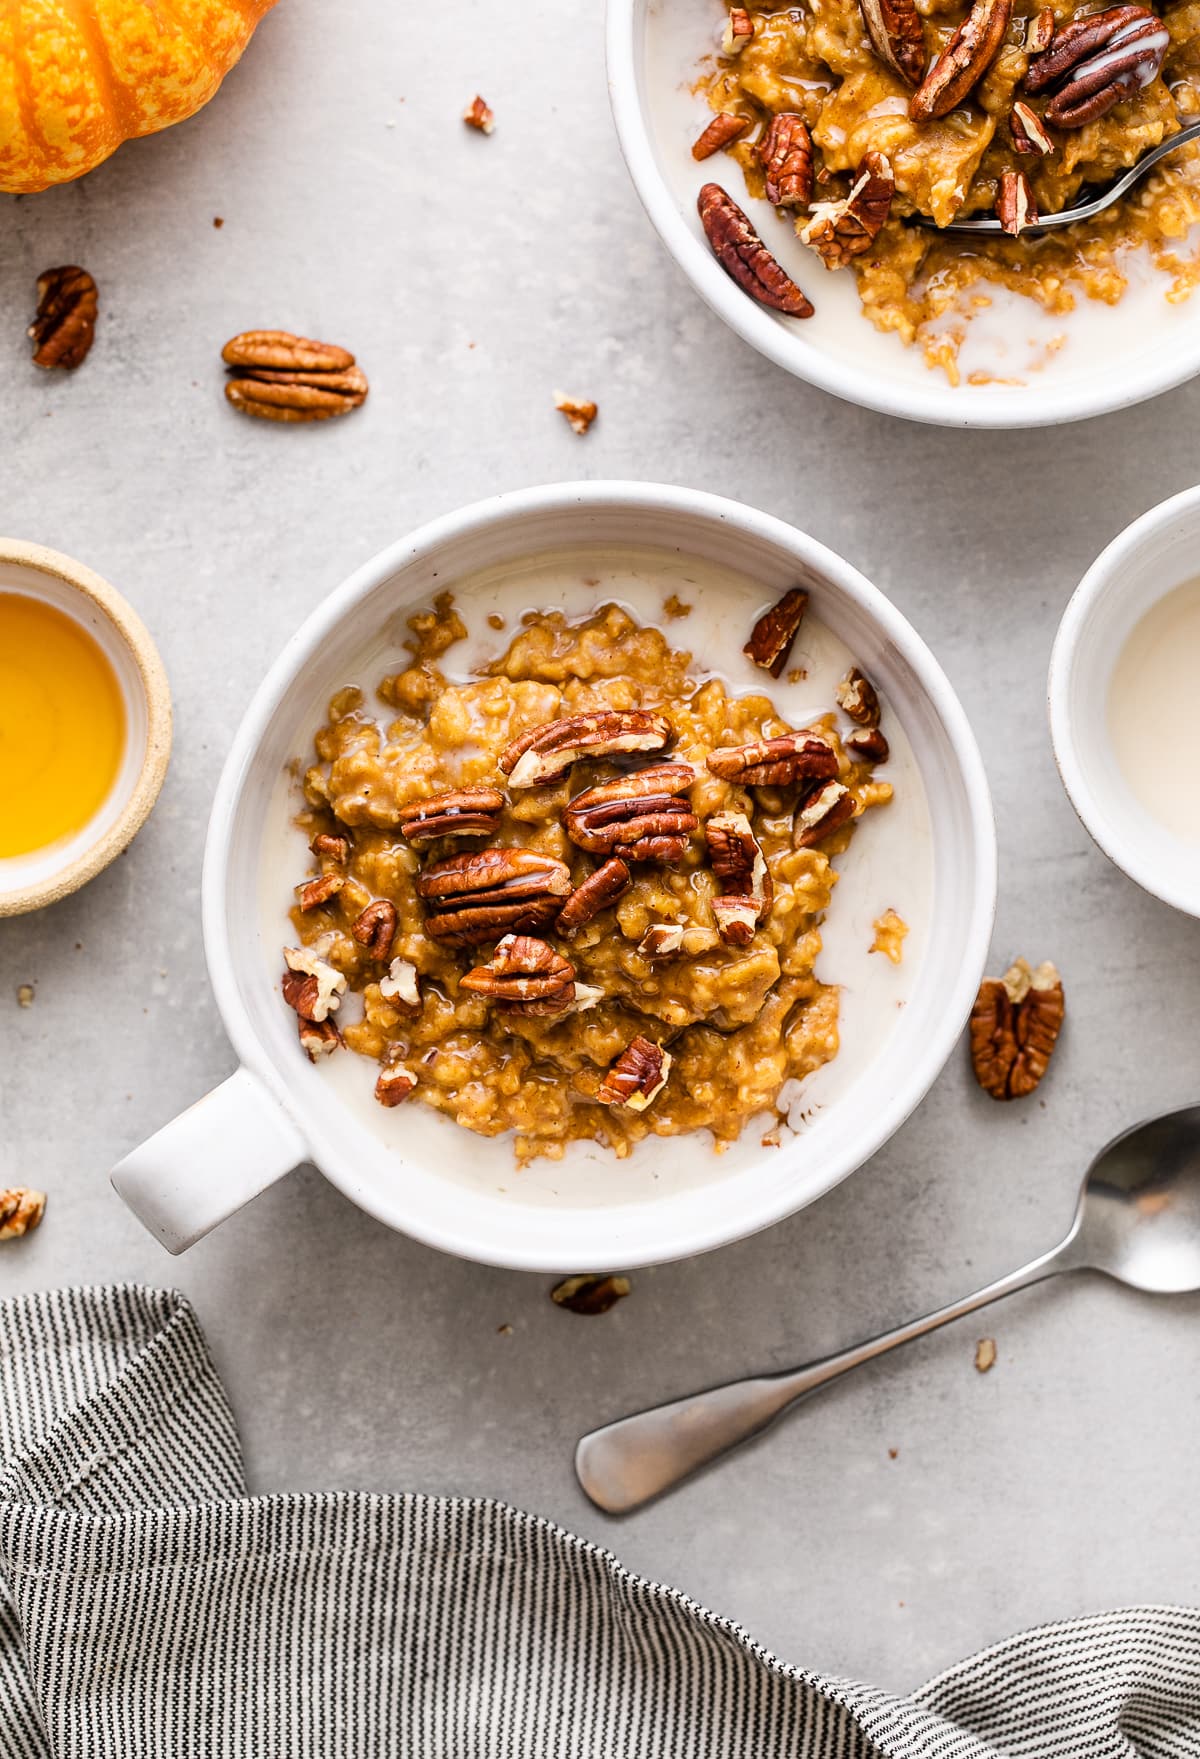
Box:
[0,1188,46,1241]
[969,957,1064,1100]
[663,594,692,619]
[551,1273,632,1316]
[722,6,755,52]
[554,391,598,436]
[975,1337,997,1373]
[870,908,909,964]
[213,216,225,228]
[463,95,495,133]
[16,984,34,1008]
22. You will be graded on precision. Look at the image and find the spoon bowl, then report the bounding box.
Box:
[1077,1105,1200,1293]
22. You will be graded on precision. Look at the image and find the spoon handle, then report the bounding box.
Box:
[575,1239,1073,1514]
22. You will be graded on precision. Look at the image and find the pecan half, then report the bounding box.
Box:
[794,780,857,848]
[565,764,698,864]
[461,934,577,1016]
[997,168,1038,234]
[859,0,927,85]
[551,1273,632,1315]
[282,947,346,1023]
[296,873,345,912]
[693,112,750,160]
[376,1064,419,1106]
[395,787,505,843]
[29,267,97,369]
[744,588,808,676]
[800,153,895,270]
[417,848,573,946]
[463,94,495,133]
[722,6,755,51]
[1023,5,1168,126]
[706,732,837,787]
[706,810,773,917]
[298,1016,342,1061]
[697,184,815,318]
[0,1188,46,1240]
[556,858,632,934]
[597,1036,672,1111]
[969,958,1064,1099]
[1026,7,1055,53]
[352,899,398,959]
[757,116,815,207]
[711,895,761,946]
[500,710,672,787]
[222,330,367,423]
[1010,100,1055,153]
[845,726,890,764]
[909,0,1012,121]
[310,831,350,863]
[836,666,881,726]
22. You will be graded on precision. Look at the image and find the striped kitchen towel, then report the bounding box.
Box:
[0,1286,1196,1758]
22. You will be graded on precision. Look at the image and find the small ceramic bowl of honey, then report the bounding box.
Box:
[0,540,172,917]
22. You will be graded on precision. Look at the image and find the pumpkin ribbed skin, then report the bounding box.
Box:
[0,0,276,193]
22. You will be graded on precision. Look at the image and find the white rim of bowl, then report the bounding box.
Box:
[605,0,1200,430]
[1048,482,1200,916]
[203,481,997,1269]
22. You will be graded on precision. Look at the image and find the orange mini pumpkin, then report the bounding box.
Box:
[0,0,277,194]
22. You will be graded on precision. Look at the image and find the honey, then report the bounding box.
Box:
[0,593,126,859]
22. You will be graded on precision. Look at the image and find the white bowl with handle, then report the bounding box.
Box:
[111,482,996,1270]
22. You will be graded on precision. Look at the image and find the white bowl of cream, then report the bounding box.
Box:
[1050,485,1200,914]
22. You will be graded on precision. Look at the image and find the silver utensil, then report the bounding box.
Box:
[576,1104,1200,1514]
[918,121,1200,234]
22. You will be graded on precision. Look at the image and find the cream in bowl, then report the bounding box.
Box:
[1050,484,1200,914]
[111,483,995,1271]
[0,541,171,917]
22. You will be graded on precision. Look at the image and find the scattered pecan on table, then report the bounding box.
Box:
[417,848,573,947]
[222,330,368,423]
[597,1036,673,1112]
[0,1189,46,1241]
[28,266,97,369]
[395,787,505,844]
[909,0,1012,122]
[500,710,672,788]
[706,732,837,788]
[969,958,1065,1099]
[697,183,815,317]
[744,588,808,677]
[566,765,699,864]
[554,392,599,435]
[859,0,927,86]
[801,152,895,270]
[551,1273,632,1316]
[463,95,495,133]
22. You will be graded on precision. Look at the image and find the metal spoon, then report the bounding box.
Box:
[916,120,1200,235]
[576,1104,1200,1514]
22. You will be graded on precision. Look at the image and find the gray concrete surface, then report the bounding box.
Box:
[2,0,1199,1698]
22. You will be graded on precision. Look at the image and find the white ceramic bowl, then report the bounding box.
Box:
[607,0,1200,428]
[1049,484,1200,914]
[111,482,996,1270]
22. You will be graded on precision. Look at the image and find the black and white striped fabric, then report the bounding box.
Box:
[0,1286,1196,1758]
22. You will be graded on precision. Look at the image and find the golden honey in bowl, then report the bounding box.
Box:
[0,593,126,858]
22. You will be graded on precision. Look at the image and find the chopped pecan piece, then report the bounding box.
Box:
[794,780,857,848]
[975,1337,997,1373]
[310,831,350,863]
[845,726,890,764]
[722,6,755,51]
[1023,5,1167,126]
[859,0,926,84]
[500,710,672,787]
[551,1273,632,1315]
[693,112,750,160]
[282,947,346,1023]
[639,923,684,958]
[556,858,632,934]
[969,958,1064,1099]
[0,1188,45,1240]
[836,667,881,727]
[1010,100,1054,153]
[379,956,421,1011]
[1026,7,1055,53]
[223,330,368,423]
[298,1016,342,1061]
[801,153,895,269]
[705,810,773,917]
[395,787,505,844]
[744,587,808,676]
[870,907,909,964]
[463,94,495,133]
[997,168,1038,235]
[351,899,398,959]
[757,116,814,207]
[417,848,573,947]
[706,732,837,788]
[597,1036,672,1111]
[565,764,698,865]
[697,184,815,317]
[376,1064,419,1106]
[554,391,598,435]
[29,266,98,369]
[461,934,577,1016]
[712,895,761,946]
[296,873,345,912]
[909,0,1012,121]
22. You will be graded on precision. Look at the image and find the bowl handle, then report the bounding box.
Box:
[110,1066,308,1254]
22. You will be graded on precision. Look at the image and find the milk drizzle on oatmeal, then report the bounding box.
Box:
[262,548,933,1197]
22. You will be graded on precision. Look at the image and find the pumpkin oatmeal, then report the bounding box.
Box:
[696,0,1200,378]
[282,594,893,1164]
